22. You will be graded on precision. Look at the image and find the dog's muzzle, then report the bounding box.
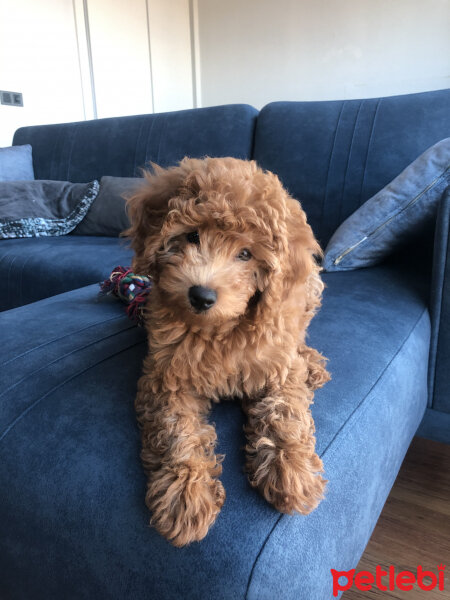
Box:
[188,285,217,312]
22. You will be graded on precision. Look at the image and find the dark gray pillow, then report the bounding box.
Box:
[0,180,99,239]
[0,145,35,181]
[73,176,143,237]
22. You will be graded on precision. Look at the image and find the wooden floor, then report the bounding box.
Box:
[345,436,450,599]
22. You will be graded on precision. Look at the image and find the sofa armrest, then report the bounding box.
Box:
[429,186,450,412]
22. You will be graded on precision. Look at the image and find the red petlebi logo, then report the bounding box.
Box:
[331,564,446,596]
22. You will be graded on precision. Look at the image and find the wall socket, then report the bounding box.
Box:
[0,90,24,107]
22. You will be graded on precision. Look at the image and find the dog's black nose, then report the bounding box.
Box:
[188,286,217,312]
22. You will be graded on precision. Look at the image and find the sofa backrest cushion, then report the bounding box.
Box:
[13,104,258,183]
[253,89,450,246]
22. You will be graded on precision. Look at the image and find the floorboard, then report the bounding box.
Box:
[344,436,450,599]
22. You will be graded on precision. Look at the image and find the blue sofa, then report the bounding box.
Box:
[1,89,449,600]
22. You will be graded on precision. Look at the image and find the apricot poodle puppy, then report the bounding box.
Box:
[126,157,329,547]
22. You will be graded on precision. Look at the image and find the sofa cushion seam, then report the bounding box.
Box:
[320,306,428,458]
[0,339,145,443]
[430,190,450,407]
[358,99,381,205]
[0,324,137,403]
[245,306,428,599]
[244,513,283,599]
[319,102,345,240]
[1,314,124,368]
[5,242,51,309]
[338,101,362,225]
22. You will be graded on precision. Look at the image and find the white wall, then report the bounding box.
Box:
[2,0,449,148]
[86,0,153,119]
[0,0,195,146]
[196,0,450,108]
[84,0,194,118]
[148,0,194,113]
[0,0,85,146]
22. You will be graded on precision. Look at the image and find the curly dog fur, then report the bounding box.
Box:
[126,157,329,547]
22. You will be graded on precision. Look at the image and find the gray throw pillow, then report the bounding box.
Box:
[73,176,143,237]
[0,145,35,181]
[0,180,99,239]
[323,138,450,271]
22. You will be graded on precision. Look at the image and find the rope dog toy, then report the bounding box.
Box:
[99,266,152,326]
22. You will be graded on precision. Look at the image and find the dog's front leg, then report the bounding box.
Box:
[135,375,225,547]
[300,344,330,391]
[243,358,326,514]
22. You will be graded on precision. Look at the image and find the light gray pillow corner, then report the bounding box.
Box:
[0,144,35,182]
[323,137,450,272]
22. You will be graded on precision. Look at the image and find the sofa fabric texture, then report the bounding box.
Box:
[0,144,34,181]
[0,263,430,600]
[427,188,450,414]
[0,236,133,311]
[1,89,449,599]
[253,89,450,247]
[12,104,258,182]
[3,104,258,310]
[323,138,450,271]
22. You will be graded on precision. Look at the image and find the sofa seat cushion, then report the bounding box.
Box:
[0,264,430,600]
[0,235,133,311]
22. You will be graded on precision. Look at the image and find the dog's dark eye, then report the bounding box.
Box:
[187,231,200,245]
[237,249,252,261]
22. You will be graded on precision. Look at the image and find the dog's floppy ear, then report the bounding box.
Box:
[284,196,324,321]
[124,163,187,275]
[283,195,322,290]
[255,180,322,321]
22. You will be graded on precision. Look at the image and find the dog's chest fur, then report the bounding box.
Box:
[149,322,302,402]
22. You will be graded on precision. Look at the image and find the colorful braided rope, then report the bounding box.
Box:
[99,266,152,326]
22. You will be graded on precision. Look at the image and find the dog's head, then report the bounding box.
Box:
[126,157,321,325]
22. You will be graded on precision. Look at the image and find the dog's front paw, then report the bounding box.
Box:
[302,346,331,391]
[246,442,326,515]
[146,464,225,547]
